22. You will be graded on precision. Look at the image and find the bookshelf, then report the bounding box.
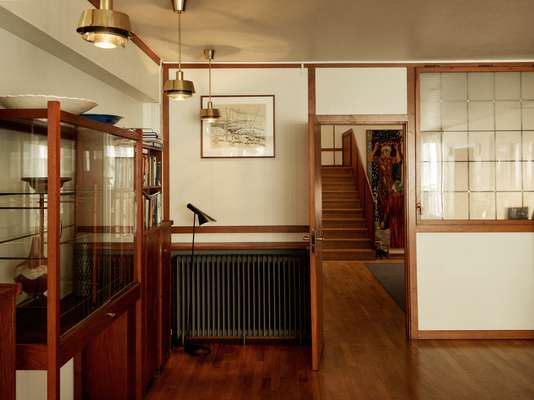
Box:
[142,146,163,230]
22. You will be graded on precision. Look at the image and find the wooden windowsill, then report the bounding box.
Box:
[417,219,534,232]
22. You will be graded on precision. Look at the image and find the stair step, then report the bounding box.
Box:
[322,238,372,249]
[322,208,363,218]
[323,248,376,261]
[322,227,368,238]
[323,201,362,209]
[322,217,367,228]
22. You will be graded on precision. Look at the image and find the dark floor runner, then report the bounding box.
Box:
[365,263,405,310]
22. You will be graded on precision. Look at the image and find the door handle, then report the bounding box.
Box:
[302,234,310,242]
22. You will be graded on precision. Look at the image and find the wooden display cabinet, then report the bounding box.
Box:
[0,283,17,400]
[0,102,143,400]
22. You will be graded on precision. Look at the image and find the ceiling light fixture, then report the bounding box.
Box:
[163,3,195,101]
[200,49,220,123]
[76,0,131,49]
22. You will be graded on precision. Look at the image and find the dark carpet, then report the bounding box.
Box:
[365,262,405,310]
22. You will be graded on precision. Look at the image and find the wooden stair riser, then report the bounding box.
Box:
[322,184,357,191]
[322,192,359,201]
[323,219,367,228]
[323,200,361,209]
[322,229,368,239]
[323,250,376,261]
[322,239,373,249]
[322,209,363,218]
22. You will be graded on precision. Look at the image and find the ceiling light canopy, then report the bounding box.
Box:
[77,0,131,49]
[163,7,195,101]
[200,49,220,123]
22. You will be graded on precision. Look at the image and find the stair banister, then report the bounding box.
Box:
[341,129,375,248]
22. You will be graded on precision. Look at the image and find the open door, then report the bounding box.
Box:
[309,122,323,371]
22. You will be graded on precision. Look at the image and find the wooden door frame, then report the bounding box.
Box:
[307,67,418,340]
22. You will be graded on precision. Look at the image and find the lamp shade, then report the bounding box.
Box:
[164,71,196,100]
[200,101,221,123]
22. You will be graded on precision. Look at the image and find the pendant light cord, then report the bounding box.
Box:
[208,56,212,102]
[178,11,182,73]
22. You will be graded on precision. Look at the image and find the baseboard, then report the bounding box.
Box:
[414,330,534,340]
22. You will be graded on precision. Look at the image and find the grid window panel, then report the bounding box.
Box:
[468,101,494,131]
[495,101,521,130]
[523,162,534,191]
[495,72,521,100]
[442,101,468,131]
[468,73,494,100]
[495,131,522,161]
[470,192,496,219]
[469,131,495,161]
[442,132,468,161]
[496,162,522,191]
[443,192,469,220]
[469,162,495,191]
[496,192,522,219]
[443,162,468,191]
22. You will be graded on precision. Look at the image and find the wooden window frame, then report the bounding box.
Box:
[415,65,534,232]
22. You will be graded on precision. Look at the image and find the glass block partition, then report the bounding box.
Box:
[419,71,534,220]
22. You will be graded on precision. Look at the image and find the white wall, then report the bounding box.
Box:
[316,68,407,115]
[169,68,308,243]
[16,360,74,400]
[417,233,534,330]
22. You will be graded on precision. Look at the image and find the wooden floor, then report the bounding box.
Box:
[146,261,534,400]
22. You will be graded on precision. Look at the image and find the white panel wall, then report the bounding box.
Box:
[316,68,407,115]
[16,359,74,400]
[169,68,308,242]
[417,232,534,330]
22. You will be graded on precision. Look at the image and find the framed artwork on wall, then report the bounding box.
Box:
[200,95,275,158]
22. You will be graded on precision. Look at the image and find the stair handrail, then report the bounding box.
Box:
[341,129,375,248]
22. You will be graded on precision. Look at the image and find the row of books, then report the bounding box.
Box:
[141,128,162,149]
[144,192,162,229]
[143,154,161,188]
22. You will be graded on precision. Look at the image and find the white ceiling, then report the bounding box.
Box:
[115,0,534,63]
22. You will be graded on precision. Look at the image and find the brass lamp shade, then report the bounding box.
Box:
[164,71,196,101]
[200,101,220,123]
[77,1,131,49]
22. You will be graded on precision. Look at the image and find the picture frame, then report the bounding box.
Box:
[200,95,275,158]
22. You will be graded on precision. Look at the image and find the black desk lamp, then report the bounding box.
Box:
[184,203,216,356]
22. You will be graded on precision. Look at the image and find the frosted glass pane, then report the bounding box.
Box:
[522,101,534,129]
[321,125,334,148]
[495,131,521,161]
[470,192,496,219]
[522,192,534,219]
[522,72,534,100]
[495,72,521,100]
[421,102,441,131]
[334,151,343,166]
[421,162,441,192]
[468,101,494,131]
[523,132,534,161]
[468,73,494,100]
[442,132,468,161]
[442,101,467,131]
[469,131,494,161]
[496,192,522,219]
[422,191,442,219]
[420,73,441,102]
[443,162,468,191]
[496,162,522,191]
[441,73,467,100]
[470,162,495,191]
[495,101,521,130]
[321,151,334,166]
[420,132,441,162]
[443,192,469,219]
[523,162,534,190]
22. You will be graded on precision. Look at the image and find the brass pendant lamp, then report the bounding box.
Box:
[163,6,195,101]
[77,0,131,49]
[200,49,220,123]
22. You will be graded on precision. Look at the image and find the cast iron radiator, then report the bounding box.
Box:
[173,250,310,343]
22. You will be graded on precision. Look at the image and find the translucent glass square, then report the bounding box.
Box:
[441,73,467,100]
[321,125,334,148]
[469,131,494,161]
[442,132,468,161]
[468,72,494,100]
[421,191,442,219]
[523,132,534,161]
[469,162,495,191]
[495,101,521,130]
[522,192,534,219]
[522,101,534,129]
[442,101,468,131]
[334,151,343,166]
[495,72,521,100]
[522,72,534,100]
[495,131,522,161]
[496,162,522,191]
[443,192,469,219]
[420,102,441,131]
[321,151,334,166]
[420,73,441,102]
[470,192,495,219]
[420,132,442,162]
[421,162,442,192]
[496,192,522,219]
[443,162,468,191]
[468,101,494,131]
[523,162,534,191]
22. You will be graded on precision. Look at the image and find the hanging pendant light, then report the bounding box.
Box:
[200,49,221,123]
[163,8,195,101]
[76,0,131,49]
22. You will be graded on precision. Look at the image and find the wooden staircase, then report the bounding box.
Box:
[322,166,375,261]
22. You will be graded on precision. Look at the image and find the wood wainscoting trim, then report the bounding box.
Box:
[415,330,534,340]
[171,242,308,251]
[171,225,309,234]
[416,220,534,233]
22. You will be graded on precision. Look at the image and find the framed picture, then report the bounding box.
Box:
[200,95,275,158]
